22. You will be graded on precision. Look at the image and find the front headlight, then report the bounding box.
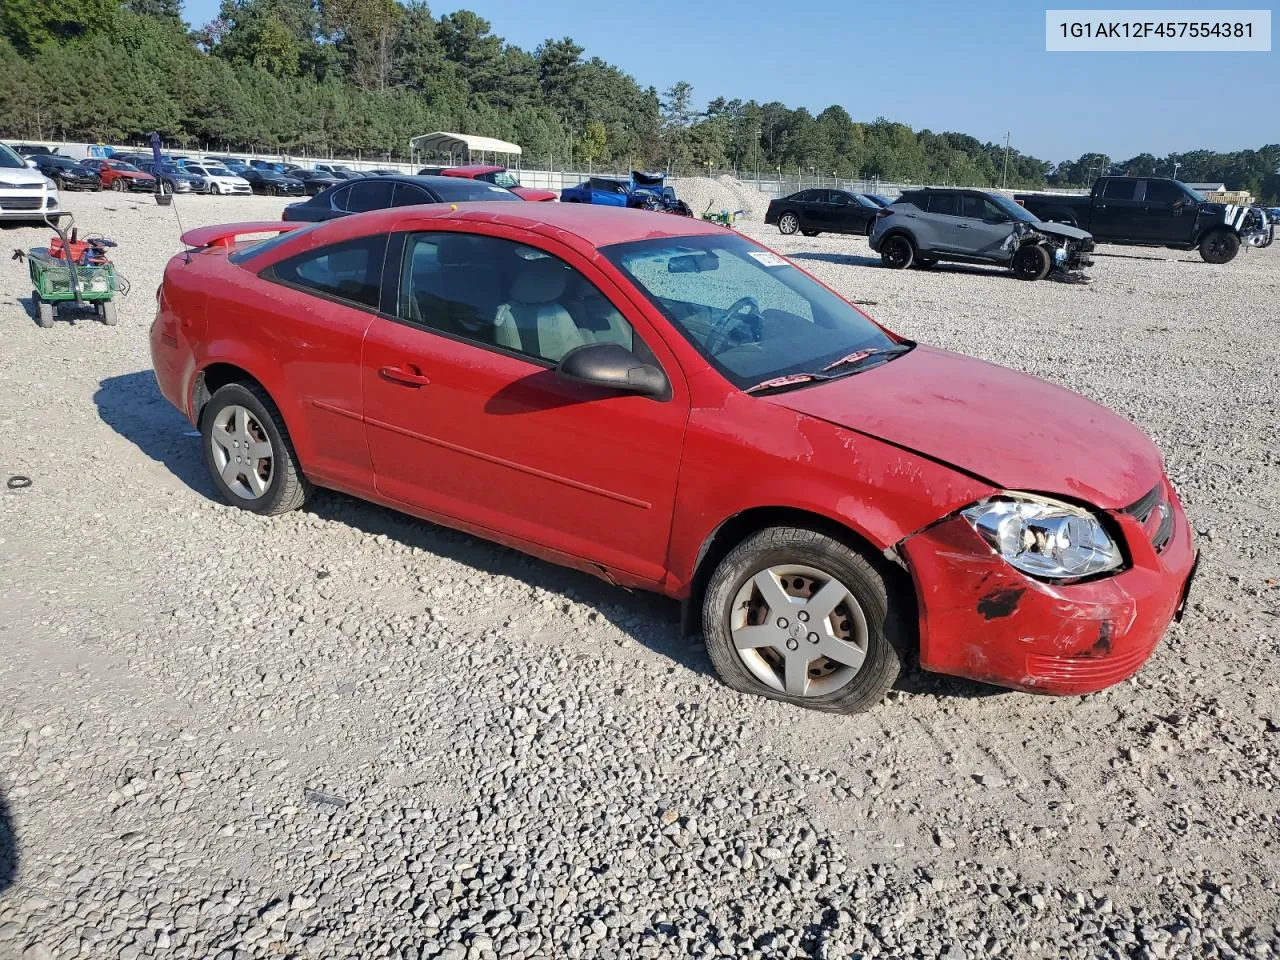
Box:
[43,176,57,190]
[962,494,1122,580]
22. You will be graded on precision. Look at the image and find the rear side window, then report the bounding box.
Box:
[267,235,387,309]
[926,192,960,216]
[1102,180,1137,200]
[345,181,395,213]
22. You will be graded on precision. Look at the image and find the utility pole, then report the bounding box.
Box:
[1001,131,1011,190]
[1172,160,1181,179]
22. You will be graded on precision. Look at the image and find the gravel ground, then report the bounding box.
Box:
[1,192,1279,960]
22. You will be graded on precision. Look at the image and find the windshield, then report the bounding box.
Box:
[1182,184,1205,201]
[0,143,26,169]
[987,193,1038,223]
[603,234,898,391]
[112,161,139,172]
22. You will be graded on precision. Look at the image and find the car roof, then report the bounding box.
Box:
[446,164,504,175]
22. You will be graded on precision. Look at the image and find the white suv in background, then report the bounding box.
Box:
[184,162,252,195]
[0,141,61,221]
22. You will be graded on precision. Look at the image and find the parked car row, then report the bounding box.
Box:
[768,175,1273,276]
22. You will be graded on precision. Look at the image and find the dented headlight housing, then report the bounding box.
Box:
[962,494,1122,581]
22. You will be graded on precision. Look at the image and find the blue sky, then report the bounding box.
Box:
[179,0,1277,162]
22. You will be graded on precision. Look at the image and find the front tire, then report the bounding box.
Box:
[1012,244,1052,281]
[1199,229,1240,264]
[201,383,309,516]
[110,178,126,192]
[210,182,222,196]
[880,234,914,269]
[32,290,54,328]
[778,212,799,235]
[702,527,902,713]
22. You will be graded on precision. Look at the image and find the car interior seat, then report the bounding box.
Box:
[563,275,633,351]
[495,256,583,361]
[415,235,519,349]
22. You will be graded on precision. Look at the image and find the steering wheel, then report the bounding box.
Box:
[705,296,762,354]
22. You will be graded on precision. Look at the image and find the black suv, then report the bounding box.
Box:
[869,188,1095,280]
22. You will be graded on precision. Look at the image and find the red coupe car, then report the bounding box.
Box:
[434,164,557,202]
[81,157,157,192]
[150,204,1197,712]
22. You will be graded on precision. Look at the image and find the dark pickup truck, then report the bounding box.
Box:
[1015,176,1273,263]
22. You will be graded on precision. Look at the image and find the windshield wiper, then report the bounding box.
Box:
[744,371,835,395]
[820,343,913,374]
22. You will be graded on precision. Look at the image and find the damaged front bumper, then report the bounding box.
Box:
[1240,207,1274,248]
[901,478,1196,695]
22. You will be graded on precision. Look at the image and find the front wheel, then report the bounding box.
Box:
[210,182,222,195]
[778,212,799,235]
[159,181,172,195]
[201,383,309,515]
[1012,244,1052,281]
[702,527,902,713]
[110,178,126,192]
[266,184,278,197]
[1199,229,1240,264]
[880,234,914,269]
[32,290,54,328]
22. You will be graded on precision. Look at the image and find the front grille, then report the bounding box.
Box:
[1123,483,1174,552]
[0,197,44,210]
[0,181,41,190]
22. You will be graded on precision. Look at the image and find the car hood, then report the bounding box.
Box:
[1031,220,1092,241]
[766,345,1162,509]
[0,166,49,186]
[512,186,557,202]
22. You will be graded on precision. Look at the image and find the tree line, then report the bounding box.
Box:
[0,0,1276,200]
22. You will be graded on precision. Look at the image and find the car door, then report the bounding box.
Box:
[1091,179,1142,240]
[828,191,872,234]
[249,234,386,492]
[956,193,1017,260]
[797,190,827,230]
[1135,180,1197,244]
[360,227,689,585]
[920,192,965,253]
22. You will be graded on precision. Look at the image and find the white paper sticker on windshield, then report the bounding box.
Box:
[748,251,788,267]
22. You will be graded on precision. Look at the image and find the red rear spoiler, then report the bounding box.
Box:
[180,221,305,249]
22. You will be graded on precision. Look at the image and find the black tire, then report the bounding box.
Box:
[1199,229,1240,264]
[801,229,820,237]
[159,181,172,195]
[778,212,800,235]
[201,382,309,516]
[702,527,903,713]
[110,178,126,192]
[915,258,938,269]
[97,299,118,326]
[880,234,914,269]
[1012,244,1052,281]
[32,290,54,328]
[865,219,876,237]
[267,184,278,197]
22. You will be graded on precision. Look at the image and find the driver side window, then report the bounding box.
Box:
[397,233,640,364]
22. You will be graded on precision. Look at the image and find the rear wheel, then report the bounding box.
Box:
[1012,244,1052,281]
[702,527,902,713]
[1199,229,1240,264]
[201,383,309,516]
[32,291,54,328]
[778,212,799,235]
[880,234,914,269]
[801,229,820,237]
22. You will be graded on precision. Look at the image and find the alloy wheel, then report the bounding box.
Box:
[779,213,798,235]
[209,404,274,500]
[729,564,869,697]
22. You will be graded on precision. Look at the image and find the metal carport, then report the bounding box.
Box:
[409,132,522,170]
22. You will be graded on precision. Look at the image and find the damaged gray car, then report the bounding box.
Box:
[869,188,1094,280]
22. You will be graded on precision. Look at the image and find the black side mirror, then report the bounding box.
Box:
[556,343,670,400]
